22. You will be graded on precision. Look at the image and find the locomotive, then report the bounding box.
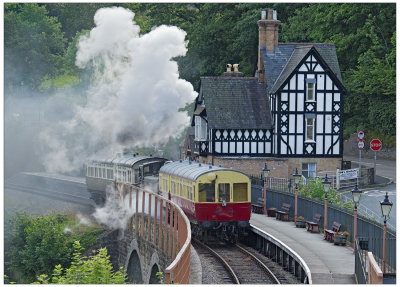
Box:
[159,160,251,243]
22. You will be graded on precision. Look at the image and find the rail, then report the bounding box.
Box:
[249,225,312,284]
[115,182,191,284]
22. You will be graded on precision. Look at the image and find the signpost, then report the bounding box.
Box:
[370,139,382,183]
[357,130,365,183]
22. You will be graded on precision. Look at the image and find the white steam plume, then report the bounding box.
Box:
[39,7,197,173]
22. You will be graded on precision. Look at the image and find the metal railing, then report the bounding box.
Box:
[116,182,191,284]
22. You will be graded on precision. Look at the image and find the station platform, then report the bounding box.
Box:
[250,213,356,284]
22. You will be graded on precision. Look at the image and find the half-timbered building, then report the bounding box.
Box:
[187,9,346,178]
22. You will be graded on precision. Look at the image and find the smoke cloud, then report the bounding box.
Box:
[38,6,196,173]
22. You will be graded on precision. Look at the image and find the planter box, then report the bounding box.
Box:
[296,220,306,228]
[334,234,347,246]
[267,209,277,217]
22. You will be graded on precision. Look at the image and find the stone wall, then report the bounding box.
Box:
[88,219,170,284]
[200,155,341,179]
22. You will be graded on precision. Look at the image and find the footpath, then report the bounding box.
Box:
[250,214,356,284]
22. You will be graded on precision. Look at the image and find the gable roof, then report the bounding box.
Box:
[198,77,273,130]
[263,43,343,94]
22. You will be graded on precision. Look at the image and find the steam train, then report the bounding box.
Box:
[86,154,251,242]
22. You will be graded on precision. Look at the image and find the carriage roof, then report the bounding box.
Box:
[159,160,248,181]
[90,155,167,168]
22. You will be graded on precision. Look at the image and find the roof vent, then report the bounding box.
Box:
[199,163,202,167]
[133,154,136,157]
[179,159,182,163]
[209,163,212,169]
[218,164,222,167]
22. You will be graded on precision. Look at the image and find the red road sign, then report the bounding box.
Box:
[357,130,365,140]
[370,139,382,151]
[357,140,365,150]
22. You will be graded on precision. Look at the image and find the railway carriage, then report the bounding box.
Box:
[86,154,167,203]
[159,160,251,242]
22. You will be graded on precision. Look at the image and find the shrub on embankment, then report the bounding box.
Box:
[5,212,104,284]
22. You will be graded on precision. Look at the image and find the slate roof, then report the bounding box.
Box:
[263,43,343,94]
[199,77,273,130]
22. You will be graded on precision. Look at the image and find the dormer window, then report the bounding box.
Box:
[306,79,316,101]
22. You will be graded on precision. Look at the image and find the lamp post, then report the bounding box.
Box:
[351,183,362,253]
[262,163,270,215]
[322,174,331,231]
[380,192,393,273]
[293,168,301,223]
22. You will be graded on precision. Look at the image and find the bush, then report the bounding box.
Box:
[6,212,103,283]
[35,241,126,284]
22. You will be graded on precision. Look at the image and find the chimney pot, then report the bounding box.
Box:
[261,10,266,19]
[233,64,239,72]
[226,64,232,72]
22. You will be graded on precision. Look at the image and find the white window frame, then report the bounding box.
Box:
[306,79,316,102]
[195,116,207,140]
[302,163,316,178]
[305,116,315,142]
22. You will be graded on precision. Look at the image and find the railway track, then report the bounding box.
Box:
[5,182,95,209]
[193,238,281,284]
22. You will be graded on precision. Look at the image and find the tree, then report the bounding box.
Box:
[4,4,66,93]
[6,212,103,283]
[35,241,126,284]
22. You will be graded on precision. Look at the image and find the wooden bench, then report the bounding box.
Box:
[306,213,321,233]
[275,203,291,221]
[324,221,341,242]
[251,197,264,214]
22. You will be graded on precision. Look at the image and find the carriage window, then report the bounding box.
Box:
[198,183,215,202]
[233,183,248,202]
[218,183,230,202]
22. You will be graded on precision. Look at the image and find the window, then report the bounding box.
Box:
[306,79,316,101]
[195,116,207,140]
[218,183,230,202]
[233,183,248,202]
[302,163,316,178]
[306,117,315,141]
[198,183,215,202]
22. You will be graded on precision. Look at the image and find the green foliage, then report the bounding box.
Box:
[35,241,126,284]
[6,212,103,283]
[4,3,66,92]
[299,178,353,211]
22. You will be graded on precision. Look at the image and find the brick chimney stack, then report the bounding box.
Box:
[257,9,280,82]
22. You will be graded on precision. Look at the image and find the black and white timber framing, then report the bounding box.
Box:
[270,47,345,158]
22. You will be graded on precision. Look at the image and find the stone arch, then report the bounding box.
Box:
[148,264,161,284]
[125,239,143,284]
[126,250,142,283]
[145,252,161,284]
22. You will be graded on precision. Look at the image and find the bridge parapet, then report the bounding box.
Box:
[116,182,191,284]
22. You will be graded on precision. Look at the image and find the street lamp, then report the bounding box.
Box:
[322,174,331,231]
[293,168,301,223]
[380,192,393,273]
[262,163,270,215]
[351,183,362,253]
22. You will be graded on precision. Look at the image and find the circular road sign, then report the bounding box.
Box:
[357,130,365,140]
[357,140,365,150]
[370,139,382,151]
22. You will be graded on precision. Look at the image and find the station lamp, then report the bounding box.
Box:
[262,163,270,179]
[293,168,301,185]
[351,183,362,208]
[322,174,331,194]
[380,192,393,222]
